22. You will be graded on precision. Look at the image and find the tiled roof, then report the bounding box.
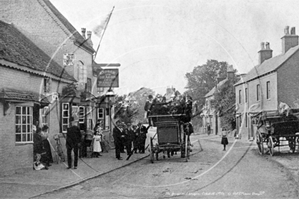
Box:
[235,46,299,85]
[0,88,50,104]
[43,0,95,53]
[205,79,228,97]
[0,20,75,81]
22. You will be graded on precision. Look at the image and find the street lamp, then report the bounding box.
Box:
[105,89,115,133]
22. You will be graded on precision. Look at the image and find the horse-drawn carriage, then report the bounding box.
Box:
[148,114,192,162]
[253,110,299,156]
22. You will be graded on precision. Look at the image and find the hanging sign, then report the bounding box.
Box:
[97,69,119,88]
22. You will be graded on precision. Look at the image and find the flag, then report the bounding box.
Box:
[92,13,111,38]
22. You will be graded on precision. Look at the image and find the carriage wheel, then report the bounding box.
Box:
[256,131,264,155]
[150,137,154,163]
[268,136,274,156]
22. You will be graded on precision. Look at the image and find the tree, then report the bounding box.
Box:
[184,59,231,110]
[128,87,155,123]
[214,78,239,130]
[113,95,139,124]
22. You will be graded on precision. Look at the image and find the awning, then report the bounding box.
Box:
[0,88,50,105]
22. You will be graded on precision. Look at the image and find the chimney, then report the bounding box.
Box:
[281,26,299,54]
[258,42,272,64]
[81,28,86,39]
[86,31,93,47]
[227,65,234,81]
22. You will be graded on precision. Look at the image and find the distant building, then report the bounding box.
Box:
[234,26,299,140]
[202,66,235,135]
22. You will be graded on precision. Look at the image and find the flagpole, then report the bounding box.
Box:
[94,6,115,60]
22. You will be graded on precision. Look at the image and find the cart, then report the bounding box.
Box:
[253,110,299,156]
[148,114,192,163]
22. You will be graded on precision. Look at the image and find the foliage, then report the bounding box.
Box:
[184,59,235,128]
[184,59,233,111]
[127,87,155,123]
[214,75,239,130]
[113,95,139,125]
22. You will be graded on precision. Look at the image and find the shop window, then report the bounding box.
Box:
[62,103,69,133]
[15,106,33,143]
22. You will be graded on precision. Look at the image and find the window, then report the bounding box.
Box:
[15,106,33,143]
[238,90,242,104]
[245,114,247,127]
[86,78,92,92]
[245,88,248,103]
[266,81,270,99]
[62,103,69,133]
[78,61,87,84]
[97,108,104,119]
[41,106,49,127]
[256,84,260,101]
[79,106,85,124]
[43,77,51,93]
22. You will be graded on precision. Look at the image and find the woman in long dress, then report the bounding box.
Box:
[92,124,102,157]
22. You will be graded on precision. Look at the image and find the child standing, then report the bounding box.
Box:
[92,124,102,157]
[221,130,229,151]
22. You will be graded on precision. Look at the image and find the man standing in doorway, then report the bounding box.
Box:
[66,120,81,169]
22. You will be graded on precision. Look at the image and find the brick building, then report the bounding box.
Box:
[0,20,75,175]
[234,26,299,140]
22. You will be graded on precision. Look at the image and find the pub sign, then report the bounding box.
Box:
[97,69,119,88]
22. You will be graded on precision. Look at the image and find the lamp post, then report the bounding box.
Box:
[105,89,115,134]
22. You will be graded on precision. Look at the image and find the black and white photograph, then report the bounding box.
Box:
[0,0,299,198]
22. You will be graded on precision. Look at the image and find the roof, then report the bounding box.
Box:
[43,0,95,53]
[235,45,299,85]
[0,88,50,105]
[0,20,75,81]
[205,78,228,97]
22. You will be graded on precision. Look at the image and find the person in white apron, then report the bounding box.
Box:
[92,125,103,157]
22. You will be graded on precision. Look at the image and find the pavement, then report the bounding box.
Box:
[0,147,149,199]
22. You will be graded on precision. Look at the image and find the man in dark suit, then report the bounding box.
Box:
[66,120,81,169]
[113,120,123,160]
[144,95,153,124]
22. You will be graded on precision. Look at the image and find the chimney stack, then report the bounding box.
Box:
[281,26,298,54]
[81,28,86,39]
[227,65,234,82]
[258,42,272,64]
[86,31,93,47]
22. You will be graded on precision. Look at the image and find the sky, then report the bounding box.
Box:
[51,0,299,95]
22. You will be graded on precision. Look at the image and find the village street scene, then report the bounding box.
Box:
[0,0,299,199]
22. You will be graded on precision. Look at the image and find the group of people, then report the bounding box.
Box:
[144,93,193,124]
[66,120,107,169]
[33,124,53,170]
[113,120,149,160]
